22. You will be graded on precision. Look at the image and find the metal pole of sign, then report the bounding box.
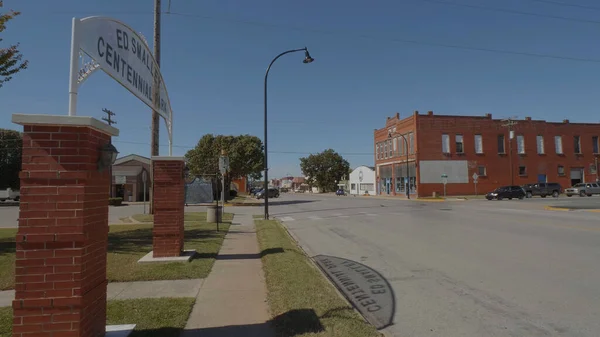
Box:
[474,181,478,196]
[142,171,148,214]
[216,171,219,233]
[68,18,80,116]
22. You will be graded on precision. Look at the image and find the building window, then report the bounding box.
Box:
[517,135,525,154]
[558,165,565,176]
[351,183,356,190]
[497,134,505,154]
[555,136,563,154]
[388,140,392,157]
[593,136,599,154]
[393,137,397,154]
[590,164,597,175]
[519,165,527,176]
[536,135,544,154]
[376,144,380,160]
[384,142,387,159]
[409,132,415,154]
[474,134,483,154]
[442,134,450,153]
[477,165,486,176]
[455,134,464,153]
[397,137,403,156]
[574,135,581,154]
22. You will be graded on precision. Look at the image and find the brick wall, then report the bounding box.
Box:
[152,159,185,258]
[416,113,600,196]
[13,124,111,337]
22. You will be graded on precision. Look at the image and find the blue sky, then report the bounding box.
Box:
[2,0,600,178]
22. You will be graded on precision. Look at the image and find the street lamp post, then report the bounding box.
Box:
[264,47,314,220]
[388,132,410,199]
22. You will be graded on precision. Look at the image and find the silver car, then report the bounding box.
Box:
[565,182,600,197]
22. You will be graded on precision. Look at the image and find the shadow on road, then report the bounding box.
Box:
[272,203,428,216]
[256,200,318,206]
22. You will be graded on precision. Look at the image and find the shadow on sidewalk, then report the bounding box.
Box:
[177,308,326,337]
[215,247,284,260]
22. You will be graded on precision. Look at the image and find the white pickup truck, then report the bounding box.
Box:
[0,188,20,202]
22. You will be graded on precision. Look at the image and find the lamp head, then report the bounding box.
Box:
[303,49,314,64]
[98,142,119,172]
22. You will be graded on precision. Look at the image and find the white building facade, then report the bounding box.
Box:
[349,166,376,196]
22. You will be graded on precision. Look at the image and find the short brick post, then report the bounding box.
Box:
[11,114,118,337]
[151,157,185,258]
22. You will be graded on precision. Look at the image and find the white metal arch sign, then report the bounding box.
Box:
[68,17,173,155]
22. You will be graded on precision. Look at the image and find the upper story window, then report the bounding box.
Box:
[384,142,388,159]
[536,135,544,154]
[474,134,483,154]
[516,135,525,154]
[388,139,393,157]
[555,136,563,154]
[409,133,415,154]
[574,135,581,154]
[593,136,599,154]
[497,134,505,154]
[455,134,464,153]
[442,134,450,153]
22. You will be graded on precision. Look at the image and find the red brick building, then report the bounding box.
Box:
[374,111,600,197]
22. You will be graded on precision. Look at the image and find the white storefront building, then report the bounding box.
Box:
[349,166,376,196]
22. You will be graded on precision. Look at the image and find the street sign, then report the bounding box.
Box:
[441,174,448,185]
[218,156,229,174]
[472,173,478,182]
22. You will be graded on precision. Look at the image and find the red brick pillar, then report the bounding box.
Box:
[11,115,119,337]
[151,157,185,258]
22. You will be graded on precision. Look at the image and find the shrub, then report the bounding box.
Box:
[109,197,123,206]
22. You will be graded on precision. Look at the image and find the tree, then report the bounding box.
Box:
[1,1,28,88]
[0,129,22,189]
[300,149,350,192]
[185,134,264,199]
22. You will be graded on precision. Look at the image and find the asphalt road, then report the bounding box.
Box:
[272,193,600,337]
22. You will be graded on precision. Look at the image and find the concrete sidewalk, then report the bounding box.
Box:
[181,212,274,337]
[0,279,203,307]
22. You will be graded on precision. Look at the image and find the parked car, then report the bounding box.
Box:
[256,188,280,199]
[565,182,600,197]
[485,185,526,200]
[0,188,20,202]
[522,182,562,198]
[336,188,346,196]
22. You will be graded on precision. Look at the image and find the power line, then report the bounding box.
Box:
[414,0,600,25]
[43,10,600,64]
[523,0,600,11]
[165,11,600,64]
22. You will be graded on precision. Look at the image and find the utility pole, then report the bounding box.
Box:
[102,108,117,197]
[501,117,518,185]
[102,108,117,126]
[149,0,161,214]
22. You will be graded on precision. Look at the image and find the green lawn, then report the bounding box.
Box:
[255,219,381,337]
[1,298,195,337]
[0,229,16,290]
[0,213,231,289]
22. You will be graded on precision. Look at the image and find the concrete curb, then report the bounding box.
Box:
[544,206,600,213]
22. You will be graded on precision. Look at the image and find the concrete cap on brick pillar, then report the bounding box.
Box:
[12,114,120,136]
[152,156,185,161]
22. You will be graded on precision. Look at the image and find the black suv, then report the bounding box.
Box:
[522,182,562,198]
[486,185,526,200]
[256,188,280,199]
